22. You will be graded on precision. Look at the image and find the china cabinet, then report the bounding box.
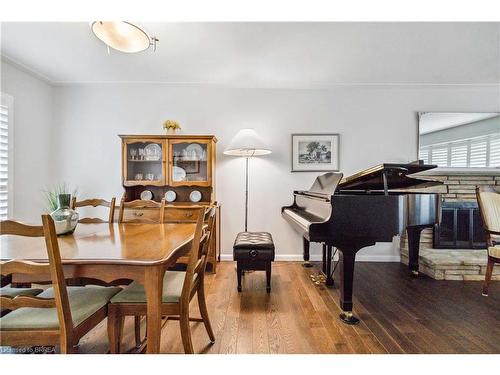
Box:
[119,134,220,272]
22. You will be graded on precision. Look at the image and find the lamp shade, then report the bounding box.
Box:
[224,129,272,157]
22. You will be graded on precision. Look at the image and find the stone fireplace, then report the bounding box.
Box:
[400,170,500,280]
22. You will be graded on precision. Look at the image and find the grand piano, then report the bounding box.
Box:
[282,162,441,324]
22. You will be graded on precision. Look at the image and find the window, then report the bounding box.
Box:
[0,93,13,220]
[419,133,500,168]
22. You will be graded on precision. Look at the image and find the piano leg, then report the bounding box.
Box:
[302,237,313,268]
[325,245,334,287]
[322,244,327,274]
[407,225,427,277]
[338,250,360,325]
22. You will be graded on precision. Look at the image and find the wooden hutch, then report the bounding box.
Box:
[119,134,220,272]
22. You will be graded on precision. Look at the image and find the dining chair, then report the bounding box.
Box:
[168,203,216,270]
[116,197,167,346]
[476,186,500,296]
[0,216,122,353]
[118,198,166,223]
[107,206,216,354]
[71,197,116,223]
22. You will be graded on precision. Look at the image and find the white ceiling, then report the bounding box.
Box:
[419,112,500,134]
[1,22,499,87]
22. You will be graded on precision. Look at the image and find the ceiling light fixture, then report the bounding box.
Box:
[90,21,158,53]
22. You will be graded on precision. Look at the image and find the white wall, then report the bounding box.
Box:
[0,61,54,222]
[50,83,500,260]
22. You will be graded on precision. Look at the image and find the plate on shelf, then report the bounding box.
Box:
[189,190,202,202]
[173,166,186,181]
[144,143,162,161]
[140,190,153,200]
[164,190,177,202]
[185,143,205,160]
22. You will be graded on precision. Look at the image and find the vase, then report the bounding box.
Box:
[50,194,79,235]
[166,128,177,134]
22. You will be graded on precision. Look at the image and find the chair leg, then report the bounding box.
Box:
[482,257,495,296]
[237,262,242,292]
[134,316,142,348]
[179,307,194,354]
[197,284,215,343]
[108,308,124,354]
[266,262,272,293]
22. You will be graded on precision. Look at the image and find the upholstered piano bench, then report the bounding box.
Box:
[233,232,275,293]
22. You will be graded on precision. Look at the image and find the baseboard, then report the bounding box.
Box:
[219,253,401,262]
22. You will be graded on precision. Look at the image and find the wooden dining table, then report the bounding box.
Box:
[0,222,197,354]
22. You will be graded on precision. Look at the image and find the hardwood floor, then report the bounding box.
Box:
[6,261,500,354]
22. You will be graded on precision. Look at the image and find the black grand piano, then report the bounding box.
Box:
[282,162,441,325]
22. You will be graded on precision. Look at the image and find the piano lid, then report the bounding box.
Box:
[338,162,440,192]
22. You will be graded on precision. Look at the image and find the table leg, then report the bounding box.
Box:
[144,266,163,354]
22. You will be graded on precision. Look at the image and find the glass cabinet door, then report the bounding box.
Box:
[124,140,165,186]
[169,140,211,186]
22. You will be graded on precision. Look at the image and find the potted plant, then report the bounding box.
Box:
[163,120,181,134]
[43,183,79,235]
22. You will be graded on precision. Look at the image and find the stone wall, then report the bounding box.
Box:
[400,171,500,281]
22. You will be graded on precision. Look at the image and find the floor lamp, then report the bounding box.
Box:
[224,129,272,232]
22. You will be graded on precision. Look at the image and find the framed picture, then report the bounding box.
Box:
[176,159,200,174]
[291,133,340,172]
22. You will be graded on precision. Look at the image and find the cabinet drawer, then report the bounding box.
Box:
[122,208,162,223]
[164,207,201,222]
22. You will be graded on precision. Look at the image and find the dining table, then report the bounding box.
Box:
[0,222,197,354]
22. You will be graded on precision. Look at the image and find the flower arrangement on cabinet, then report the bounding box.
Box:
[163,120,181,134]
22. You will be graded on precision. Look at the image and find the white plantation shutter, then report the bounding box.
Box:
[489,134,500,167]
[430,145,448,167]
[469,138,487,167]
[418,148,429,164]
[420,133,500,168]
[0,94,13,220]
[449,142,468,167]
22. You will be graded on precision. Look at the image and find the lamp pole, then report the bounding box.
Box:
[223,128,271,233]
[245,156,249,232]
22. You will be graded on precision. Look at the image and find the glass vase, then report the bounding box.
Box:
[50,194,79,235]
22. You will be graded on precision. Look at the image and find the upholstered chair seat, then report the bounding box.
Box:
[110,271,189,304]
[488,245,500,259]
[0,287,43,298]
[0,286,121,330]
[1,287,44,315]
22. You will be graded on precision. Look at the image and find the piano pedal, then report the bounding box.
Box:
[310,273,327,285]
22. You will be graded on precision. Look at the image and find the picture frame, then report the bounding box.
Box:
[176,159,200,174]
[291,133,340,172]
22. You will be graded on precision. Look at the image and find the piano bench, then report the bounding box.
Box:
[233,232,275,293]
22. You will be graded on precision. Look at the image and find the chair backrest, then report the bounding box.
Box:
[118,198,166,223]
[71,197,116,223]
[180,205,217,302]
[476,186,500,245]
[201,205,217,267]
[0,216,73,341]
